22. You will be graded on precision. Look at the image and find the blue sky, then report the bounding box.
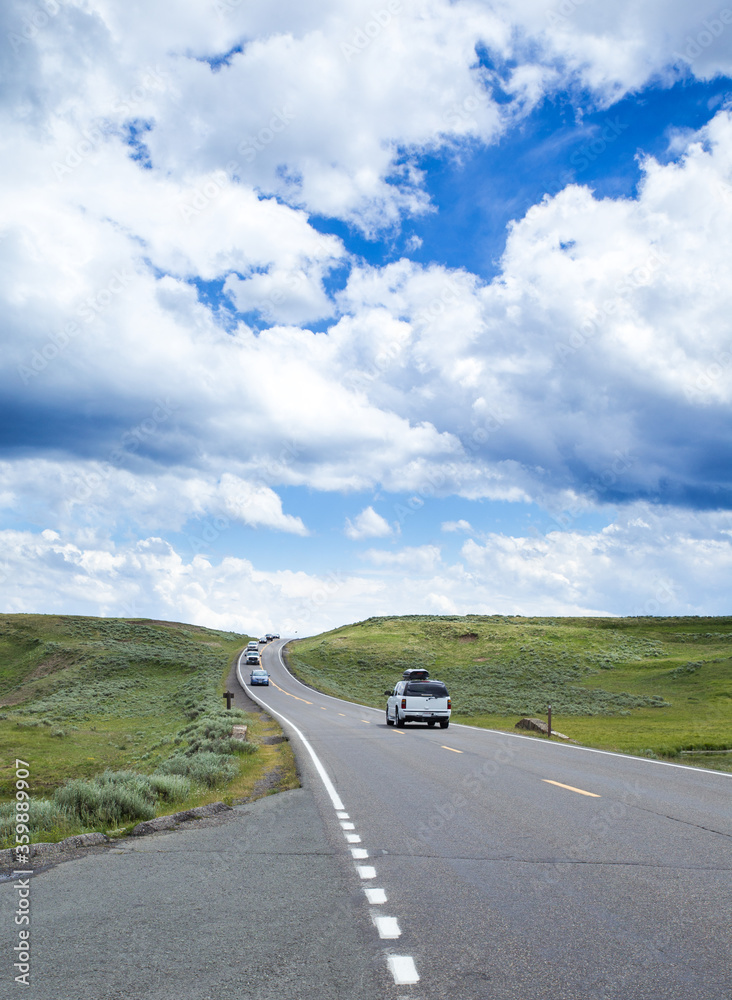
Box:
[2,0,732,634]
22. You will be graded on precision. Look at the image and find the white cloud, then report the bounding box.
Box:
[442,519,473,533]
[344,505,393,540]
[362,544,442,572]
[3,0,732,628]
[0,507,729,635]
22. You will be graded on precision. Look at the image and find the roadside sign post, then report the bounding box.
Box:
[223,691,234,710]
[547,704,552,739]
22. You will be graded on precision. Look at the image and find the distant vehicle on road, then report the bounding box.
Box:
[385,679,451,728]
[265,633,274,642]
[272,633,280,639]
[258,636,267,644]
[246,640,258,650]
[249,668,270,686]
[245,650,260,665]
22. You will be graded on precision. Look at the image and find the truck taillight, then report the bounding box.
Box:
[447,699,451,709]
[401,698,406,709]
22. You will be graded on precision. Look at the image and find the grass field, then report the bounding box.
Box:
[286,614,732,772]
[0,614,297,846]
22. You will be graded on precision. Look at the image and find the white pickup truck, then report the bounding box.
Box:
[385,677,451,729]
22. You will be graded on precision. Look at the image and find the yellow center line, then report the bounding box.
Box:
[338,713,346,717]
[441,745,463,753]
[268,679,312,704]
[542,779,600,798]
[361,720,371,724]
[321,707,327,710]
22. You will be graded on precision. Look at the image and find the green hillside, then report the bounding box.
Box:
[286,614,732,771]
[0,614,296,847]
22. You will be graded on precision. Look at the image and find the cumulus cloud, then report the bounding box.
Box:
[0,506,729,635]
[442,519,473,533]
[344,506,393,540]
[2,0,732,625]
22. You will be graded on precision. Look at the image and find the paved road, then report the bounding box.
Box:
[2,641,729,1000]
[241,639,732,1000]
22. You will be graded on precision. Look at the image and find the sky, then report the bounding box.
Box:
[2,0,732,636]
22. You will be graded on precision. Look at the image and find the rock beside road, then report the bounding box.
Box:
[516,717,570,739]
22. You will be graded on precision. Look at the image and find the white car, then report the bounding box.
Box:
[385,679,451,728]
[245,650,260,665]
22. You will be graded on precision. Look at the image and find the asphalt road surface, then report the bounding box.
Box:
[240,639,732,1000]
[2,639,729,1000]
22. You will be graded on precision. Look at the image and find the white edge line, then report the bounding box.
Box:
[236,649,345,811]
[275,641,732,779]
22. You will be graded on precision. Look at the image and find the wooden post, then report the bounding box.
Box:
[223,691,234,710]
[547,704,552,739]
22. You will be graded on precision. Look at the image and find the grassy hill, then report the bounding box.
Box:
[286,614,732,771]
[0,614,296,847]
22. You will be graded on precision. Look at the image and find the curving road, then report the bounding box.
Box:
[240,639,732,1000]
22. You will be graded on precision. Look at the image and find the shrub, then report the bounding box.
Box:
[158,752,238,788]
[54,773,155,826]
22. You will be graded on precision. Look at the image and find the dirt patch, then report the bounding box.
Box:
[458,633,479,642]
[26,653,73,682]
[0,653,73,706]
[127,619,205,630]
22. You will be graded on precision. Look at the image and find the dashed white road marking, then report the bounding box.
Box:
[237,647,419,988]
[372,915,401,939]
[388,956,420,985]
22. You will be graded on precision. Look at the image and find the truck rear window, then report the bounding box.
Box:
[405,682,448,697]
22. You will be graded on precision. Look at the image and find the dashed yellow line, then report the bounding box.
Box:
[542,779,600,798]
[338,713,346,717]
[441,746,463,753]
[361,720,371,724]
[268,679,312,705]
